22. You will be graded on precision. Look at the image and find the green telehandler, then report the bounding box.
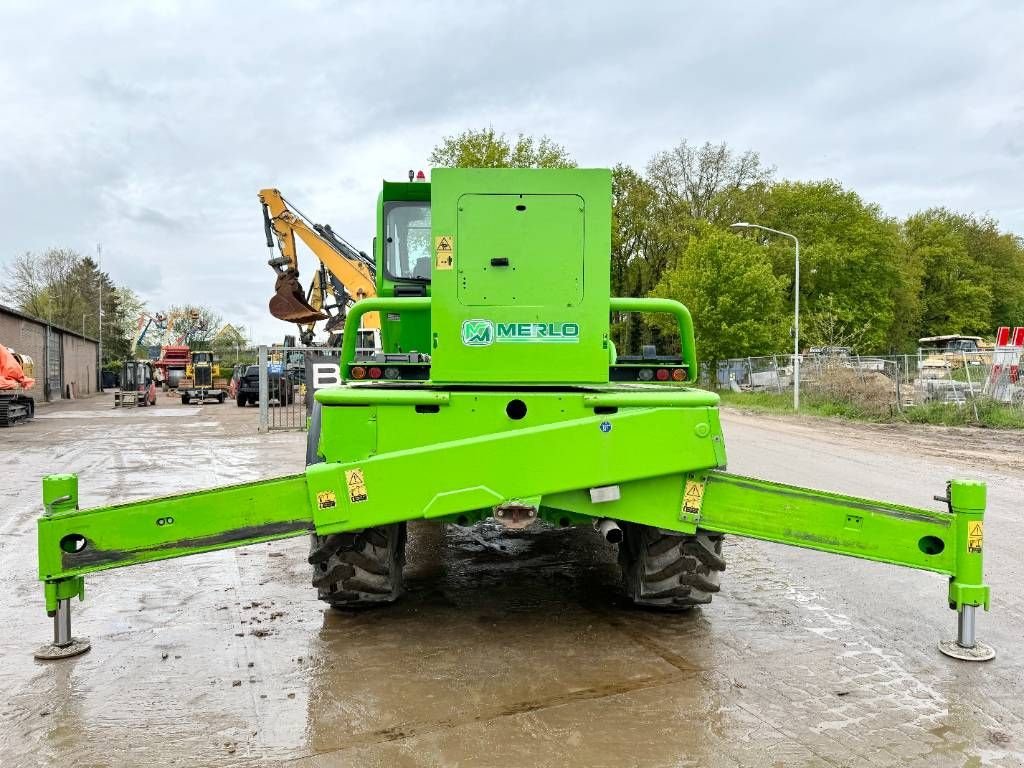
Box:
[35,168,992,662]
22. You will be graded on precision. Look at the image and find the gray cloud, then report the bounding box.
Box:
[0,0,1020,342]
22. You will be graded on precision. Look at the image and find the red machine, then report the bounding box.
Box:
[153,345,190,389]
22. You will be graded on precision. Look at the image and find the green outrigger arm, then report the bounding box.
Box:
[36,466,991,660]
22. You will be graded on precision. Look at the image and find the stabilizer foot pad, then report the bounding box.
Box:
[34,637,91,660]
[938,639,995,661]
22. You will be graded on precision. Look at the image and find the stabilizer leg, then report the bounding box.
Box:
[938,480,995,661]
[34,597,90,660]
[939,605,995,661]
[34,471,312,657]
[687,473,995,662]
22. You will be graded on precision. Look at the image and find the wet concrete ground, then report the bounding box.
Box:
[1,395,1022,767]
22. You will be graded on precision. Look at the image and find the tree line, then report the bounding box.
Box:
[2,249,248,370]
[432,128,1024,372]
[3,249,144,363]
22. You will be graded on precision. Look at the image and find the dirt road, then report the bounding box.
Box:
[1,397,1021,767]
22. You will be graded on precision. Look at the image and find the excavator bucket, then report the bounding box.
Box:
[269,271,328,325]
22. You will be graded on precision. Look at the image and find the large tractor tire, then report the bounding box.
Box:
[309,526,407,608]
[618,523,726,610]
[305,402,406,609]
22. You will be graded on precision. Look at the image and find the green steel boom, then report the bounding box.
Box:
[34,168,993,662]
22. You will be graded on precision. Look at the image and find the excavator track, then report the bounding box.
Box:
[0,393,34,427]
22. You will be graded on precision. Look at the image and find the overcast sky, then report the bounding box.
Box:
[1,1,1021,343]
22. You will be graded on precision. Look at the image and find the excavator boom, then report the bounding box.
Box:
[259,188,380,333]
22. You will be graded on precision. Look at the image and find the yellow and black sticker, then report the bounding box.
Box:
[968,521,983,553]
[317,491,336,510]
[682,477,705,516]
[434,235,454,270]
[345,468,368,503]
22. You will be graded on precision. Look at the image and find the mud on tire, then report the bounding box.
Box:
[618,523,726,610]
[304,401,406,608]
[308,524,407,608]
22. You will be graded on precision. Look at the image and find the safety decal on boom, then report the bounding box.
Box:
[435,235,454,270]
[682,477,705,517]
[346,468,368,503]
[968,521,983,553]
[317,491,336,510]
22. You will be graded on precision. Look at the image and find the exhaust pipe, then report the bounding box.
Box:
[594,518,623,544]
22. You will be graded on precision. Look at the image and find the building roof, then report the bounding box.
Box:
[0,303,100,343]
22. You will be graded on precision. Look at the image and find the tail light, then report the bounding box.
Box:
[350,366,366,379]
[655,368,669,381]
[368,367,383,379]
[672,369,686,382]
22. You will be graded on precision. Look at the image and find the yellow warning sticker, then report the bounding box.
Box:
[345,468,368,503]
[435,235,454,270]
[682,478,705,516]
[316,491,336,510]
[968,521,983,553]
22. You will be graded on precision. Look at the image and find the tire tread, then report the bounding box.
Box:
[619,524,726,610]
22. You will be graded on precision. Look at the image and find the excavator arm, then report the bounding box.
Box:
[259,188,380,332]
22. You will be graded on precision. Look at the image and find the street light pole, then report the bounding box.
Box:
[730,223,801,410]
[96,243,103,392]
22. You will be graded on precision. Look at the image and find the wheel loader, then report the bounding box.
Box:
[179,350,226,404]
[34,168,993,663]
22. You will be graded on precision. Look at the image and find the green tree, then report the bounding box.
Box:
[803,294,873,351]
[429,127,576,168]
[753,181,907,352]
[649,228,789,381]
[610,164,661,351]
[5,248,83,323]
[958,214,1024,332]
[163,304,223,346]
[611,142,772,355]
[902,210,996,338]
[2,248,141,363]
[645,140,774,227]
[104,286,145,360]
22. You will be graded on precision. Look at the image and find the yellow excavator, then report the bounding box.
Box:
[260,188,379,345]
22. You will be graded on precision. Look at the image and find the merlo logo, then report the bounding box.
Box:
[461,319,494,346]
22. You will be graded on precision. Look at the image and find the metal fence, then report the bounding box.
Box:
[240,340,1021,430]
[716,349,1024,416]
[256,345,343,432]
